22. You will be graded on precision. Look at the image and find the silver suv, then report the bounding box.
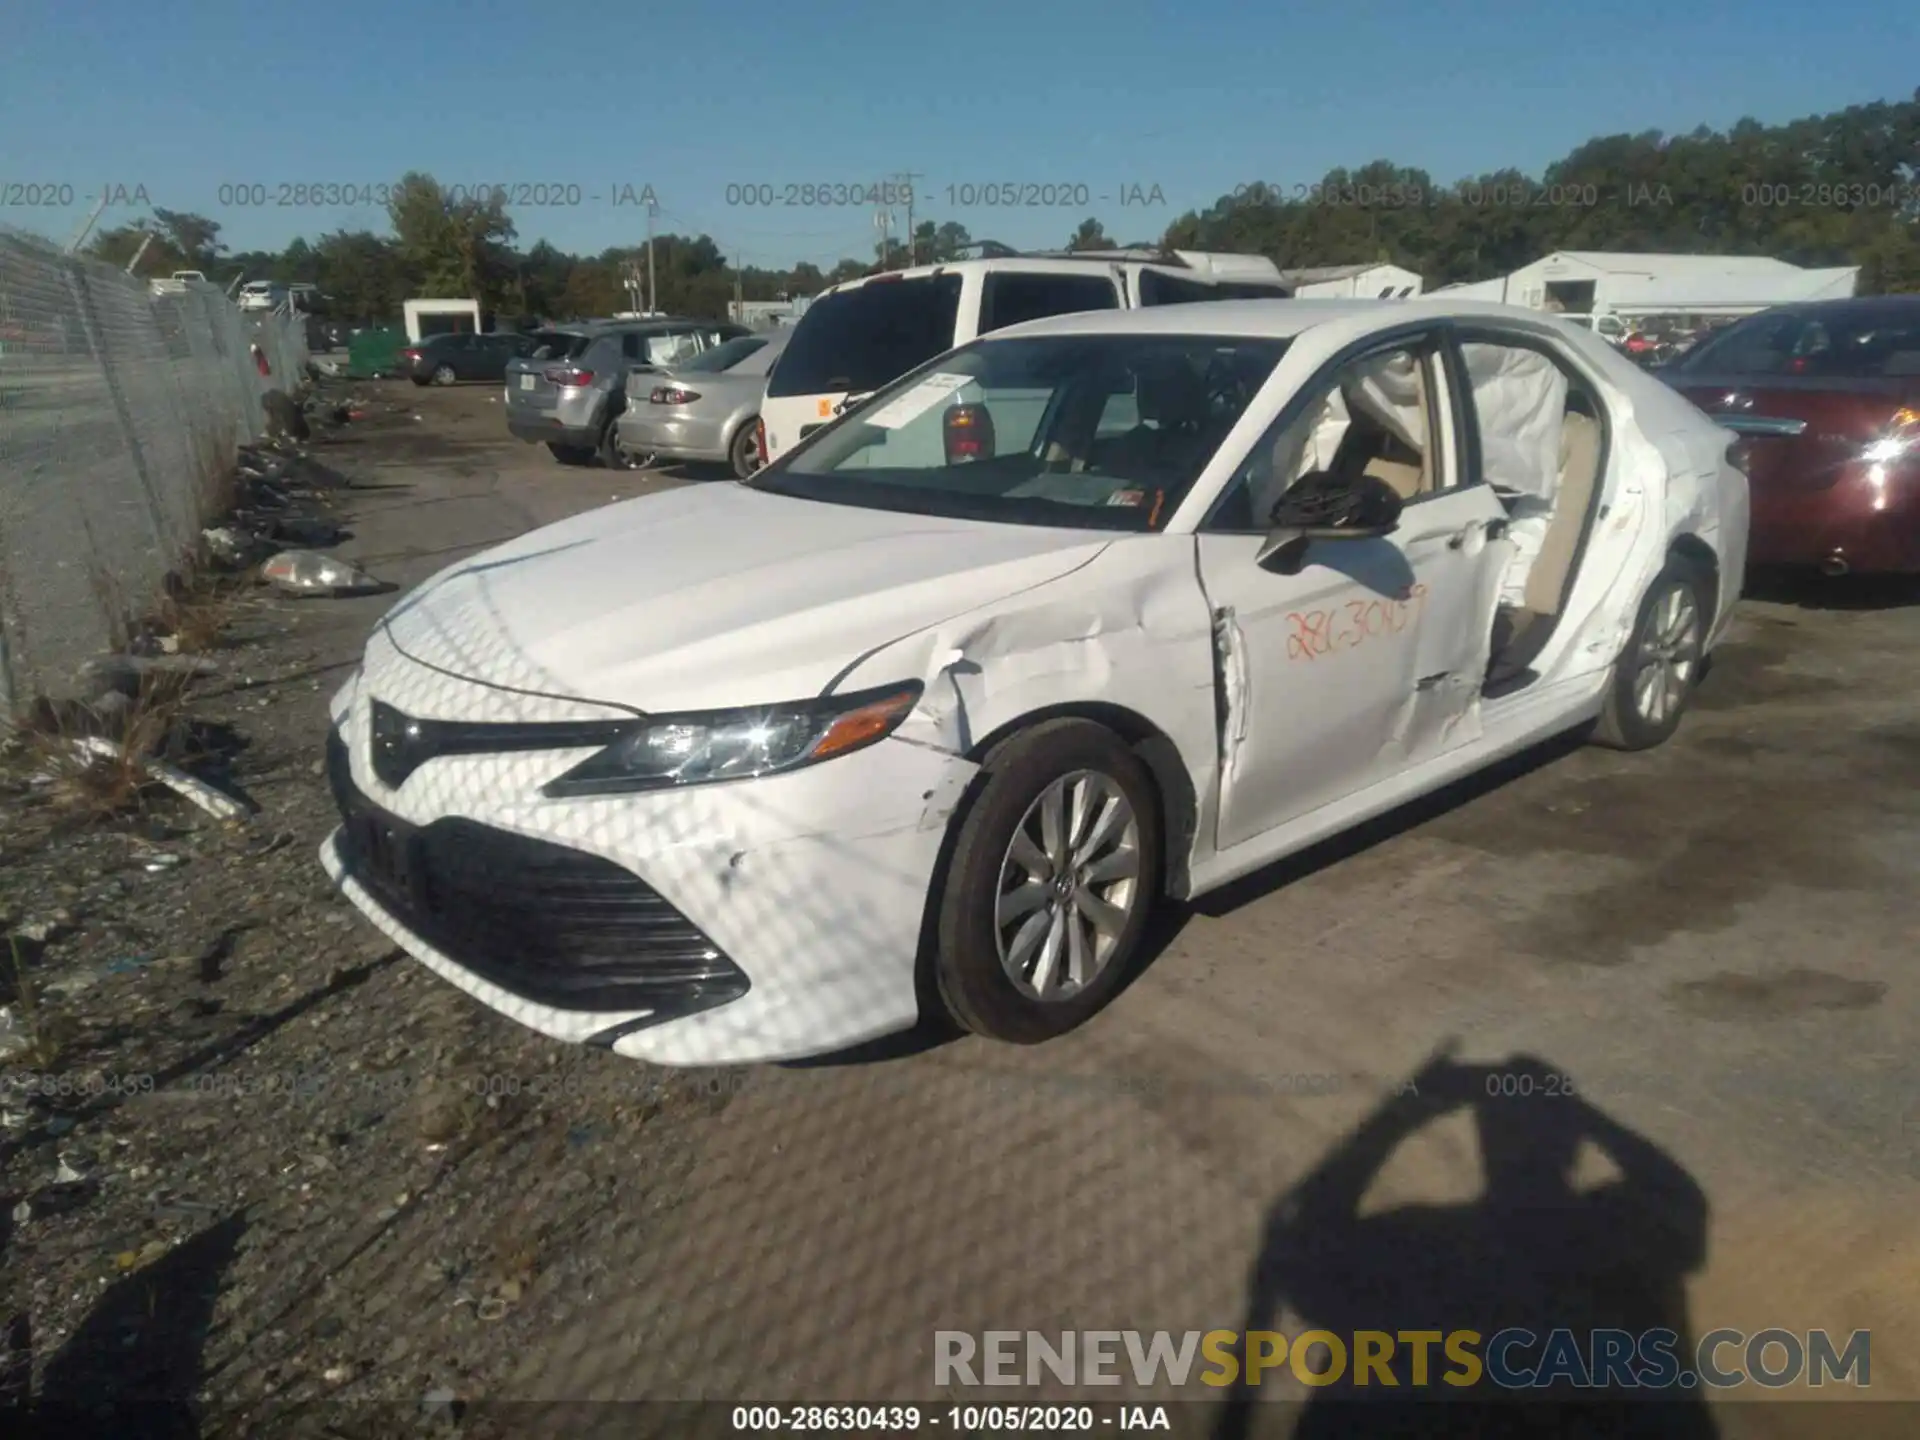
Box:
[504,317,753,466]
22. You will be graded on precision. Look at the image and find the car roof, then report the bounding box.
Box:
[974,296,1625,343]
[1755,295,1920,320]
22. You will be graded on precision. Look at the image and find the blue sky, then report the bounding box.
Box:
[2,0,1914,269]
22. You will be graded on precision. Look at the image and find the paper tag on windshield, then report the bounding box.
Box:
[863,372,974,430]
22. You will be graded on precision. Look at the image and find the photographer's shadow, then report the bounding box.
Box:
[1216,1049,1719,1439]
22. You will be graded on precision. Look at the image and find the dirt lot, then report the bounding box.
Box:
[2,380,1916,1437]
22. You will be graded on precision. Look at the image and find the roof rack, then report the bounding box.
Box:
[945,240,1189,266]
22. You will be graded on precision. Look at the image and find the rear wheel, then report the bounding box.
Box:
[431,363,457,386]
[729,419,761,479]
[599,413,649,469]
[547,442,594,466]
[1592,557,1709,750]
[934,720,1161,1044]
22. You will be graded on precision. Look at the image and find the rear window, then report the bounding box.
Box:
[1677,305,1920,379]
[768,275,963,397]
[527,330,590,361]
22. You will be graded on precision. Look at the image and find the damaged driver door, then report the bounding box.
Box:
[1196,335,1508,852]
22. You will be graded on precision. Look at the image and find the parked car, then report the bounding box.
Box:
[322,296,1747,1066]
[503,318,753,467]
[1659,295,1920,574]
[238,280,286,313]
[401,331,535,386]
[616,328,791,477]
[759,246,1293,464]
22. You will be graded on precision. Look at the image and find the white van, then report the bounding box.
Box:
[759,247,1290,463]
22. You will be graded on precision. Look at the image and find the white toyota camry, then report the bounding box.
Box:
[322,299,1749,1065]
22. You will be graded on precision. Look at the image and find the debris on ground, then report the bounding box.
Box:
[69,736,250,820]
[261,549,387,598]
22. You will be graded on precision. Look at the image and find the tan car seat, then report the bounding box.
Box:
[1520,409,1602,618]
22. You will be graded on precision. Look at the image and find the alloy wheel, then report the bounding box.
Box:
[1631,584,1701,726]
[993,770,1142,1002]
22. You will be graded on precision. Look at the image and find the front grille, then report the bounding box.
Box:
[327,730,748,1016]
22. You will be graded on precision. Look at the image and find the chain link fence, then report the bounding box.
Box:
[0,227,308,714]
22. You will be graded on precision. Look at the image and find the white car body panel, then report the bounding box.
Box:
[326,298,1747,1065]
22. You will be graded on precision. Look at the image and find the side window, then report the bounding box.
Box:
[620,332,645,361]
[978,272,1120,335]
[647,331,699,365]
[1208,342,1445,532]
[1137,270,1217,306]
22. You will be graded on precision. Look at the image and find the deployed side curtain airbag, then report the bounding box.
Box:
[1462,344,1567,501]
[1462,344,1570,608]
[1344,350,1426,453]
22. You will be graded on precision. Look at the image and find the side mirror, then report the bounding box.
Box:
[1256,471,1404,572]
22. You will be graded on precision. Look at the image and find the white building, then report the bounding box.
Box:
[1431,251,1857,322]
[1280,263,1423,298]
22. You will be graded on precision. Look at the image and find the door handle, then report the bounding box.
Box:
[1442,517,1508,550]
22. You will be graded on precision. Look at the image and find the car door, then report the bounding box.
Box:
[471,333,510,380]
[448,334,484,379]
[1195,332,1510,851]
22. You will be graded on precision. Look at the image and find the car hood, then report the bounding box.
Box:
[379,482,1112,713]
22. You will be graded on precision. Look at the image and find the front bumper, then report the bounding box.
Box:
[1748,460,1920,574]
[321,649,977,1064]
[616,411,729,463]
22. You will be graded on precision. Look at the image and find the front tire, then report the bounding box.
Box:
[1592,556,1709,750]
[935,720,1161,1044]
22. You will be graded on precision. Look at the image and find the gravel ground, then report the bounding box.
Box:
[0,385,733,1438]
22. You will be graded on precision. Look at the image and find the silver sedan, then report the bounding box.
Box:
[616,328,791,477]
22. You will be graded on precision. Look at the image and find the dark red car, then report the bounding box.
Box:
[1660,296,1920,575]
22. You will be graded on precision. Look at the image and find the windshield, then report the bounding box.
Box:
[752,332,1288,531]
[767,275,963,397]
[677,335,768,374]
[1675,304,1920,379]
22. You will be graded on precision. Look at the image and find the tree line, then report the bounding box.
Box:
[84,90,1920,324]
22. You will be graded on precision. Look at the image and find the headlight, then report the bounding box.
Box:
[542,681,923,797]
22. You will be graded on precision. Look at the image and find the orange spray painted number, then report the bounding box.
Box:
[1285,585,1428,661]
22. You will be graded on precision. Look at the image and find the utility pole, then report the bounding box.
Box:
[66,194,109,254]
[734,250,744,324]
[124,232,154,275]
[874,201,890,270]
[900,171,924,265]
[646,197,658,313]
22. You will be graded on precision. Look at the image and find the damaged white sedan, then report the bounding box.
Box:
[321,299,1749,1065]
